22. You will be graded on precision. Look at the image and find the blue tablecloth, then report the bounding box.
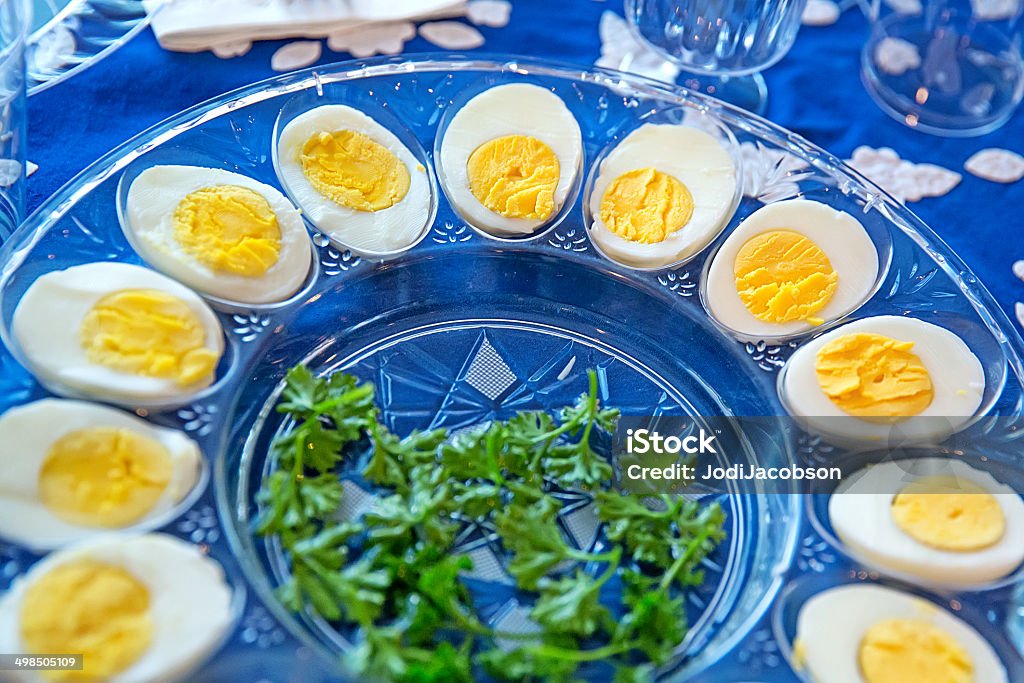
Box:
[26,3,1024,323]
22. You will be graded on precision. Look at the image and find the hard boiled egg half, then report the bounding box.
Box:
[11,262,224,406]
[780,316,984,444]
[794,584,1006,683]
[122,166,312,305]
[830,458,1024,587]
[705,200,878,338]
[0,534,234,683]
[0,399,202,551]
[439,83,583,237]
[276,105,432,254]
[588,123,737,269]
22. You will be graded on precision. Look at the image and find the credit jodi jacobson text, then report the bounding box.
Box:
[623,428,842,483]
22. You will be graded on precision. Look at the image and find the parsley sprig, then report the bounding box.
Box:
[254,365,726,682]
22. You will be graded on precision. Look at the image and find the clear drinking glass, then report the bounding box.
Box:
[624,0,809,113]
[860,0,1024,136]
[0,0,28,241]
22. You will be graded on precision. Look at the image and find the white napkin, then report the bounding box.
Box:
[144,0,467,53]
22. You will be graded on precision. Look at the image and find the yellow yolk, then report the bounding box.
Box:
[300,130,410,212]
[599,168,694,244]
[814,333,935,422]
[172,185,281,277]
[20,560,153,681]
[891,475,1005,551]
[733,230,838,324]
[792,638,808,669]
[79,289,218,387]
[467,135,560,220]
[858,618,973,683]
[39,427,173,528]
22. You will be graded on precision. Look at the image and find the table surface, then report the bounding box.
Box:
[25,2,1024,327]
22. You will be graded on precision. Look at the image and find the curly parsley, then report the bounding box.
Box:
[254,366,726,682]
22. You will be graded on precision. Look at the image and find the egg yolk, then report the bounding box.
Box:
[39,427,173,528]
[858,618,973,683]
[173,185,281,277]
[891,475,1005,551]
[599,168,694,244]
[467,135,560,220]
[79,289,218,387]
[814,333,935,422]
[20,560,153,681]
[733,230,838,324]
[301,130,410,212]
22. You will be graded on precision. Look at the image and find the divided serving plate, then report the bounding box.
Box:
[1,55,1023,682]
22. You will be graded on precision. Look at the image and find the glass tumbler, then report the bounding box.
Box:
[860,0,1024,136]
[0,0,28,242]
[624,0,809,113]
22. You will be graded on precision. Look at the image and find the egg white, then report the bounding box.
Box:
[588,124,737,269]
[0,534,235,683]
[10,262,225,406]
[439,83,583,237]
[0,399,202,552]
[795,584,1007,683]
[780,316,985,444]
[705,199,879,338]
[829,458,1024,588]
[122,166,312,305]
[276,105,431,254]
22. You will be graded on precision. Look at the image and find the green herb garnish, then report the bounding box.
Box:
[255,366,726,682]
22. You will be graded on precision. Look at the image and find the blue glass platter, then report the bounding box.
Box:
[1,55,1023,682]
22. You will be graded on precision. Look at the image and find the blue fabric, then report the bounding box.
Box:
[26,2,1024,322]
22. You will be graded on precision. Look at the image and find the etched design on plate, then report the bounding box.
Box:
[178,404,219,437]
[313,232,361,275]
[194,118,266,169]
[797,432,836,465]
[740,141,813,204]
[686,552,727,615]
[736,627,783,671]
[886,259,938,298]
[493,604,542,651]
[65,215,128,261]
[232,313,271,343]
[335,480,375,522]
[744,340,799,372]
[797,534,837,573]
[560,502,600,552]
[884,258,954,312]
[178,505,221,544]
[239,605,287,649]
[462,543,508,583]
[433,222,473,244]
[465,338,519,400]
[549,228,588,252]
[658,270,697,297]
